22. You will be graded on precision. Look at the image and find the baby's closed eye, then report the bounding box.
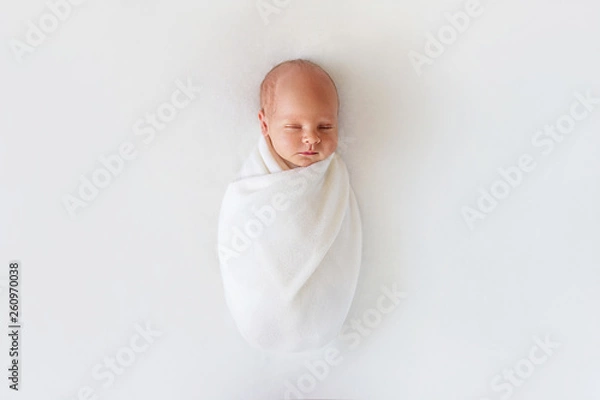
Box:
[284,125,333,130]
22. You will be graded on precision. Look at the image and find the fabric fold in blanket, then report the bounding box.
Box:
[217,135,362,353]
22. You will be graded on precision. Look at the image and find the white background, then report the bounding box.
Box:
[1,0,599,399]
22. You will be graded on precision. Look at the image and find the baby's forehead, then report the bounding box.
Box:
[277,112,336,120]
[275,70,336,100]
[277,65,331,86]
[261,62,339,116]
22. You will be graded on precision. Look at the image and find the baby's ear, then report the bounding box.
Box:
[258,109,269,136]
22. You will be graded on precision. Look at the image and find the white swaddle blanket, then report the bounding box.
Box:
[217,135,362,353]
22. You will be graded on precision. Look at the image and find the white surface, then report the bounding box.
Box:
[1,0,599,399]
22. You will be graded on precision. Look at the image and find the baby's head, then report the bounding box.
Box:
[258,59,339,168]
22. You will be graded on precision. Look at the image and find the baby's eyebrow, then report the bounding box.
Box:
[281,120,335,125]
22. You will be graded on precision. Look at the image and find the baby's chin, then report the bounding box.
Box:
[286,153,329,168]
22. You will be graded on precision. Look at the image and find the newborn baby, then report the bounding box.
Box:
[217,59,362,353]
[257,59,339,169]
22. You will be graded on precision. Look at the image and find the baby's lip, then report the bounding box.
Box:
[300,151,318,155]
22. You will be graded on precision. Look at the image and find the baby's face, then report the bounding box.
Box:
[259,69,338,168]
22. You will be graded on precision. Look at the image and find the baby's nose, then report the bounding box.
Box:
[303,130,321,144]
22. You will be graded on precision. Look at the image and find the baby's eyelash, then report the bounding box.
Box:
[283,126,333,130]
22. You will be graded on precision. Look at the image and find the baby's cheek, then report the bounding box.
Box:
[281,136,297,151]
[326,140,337,155]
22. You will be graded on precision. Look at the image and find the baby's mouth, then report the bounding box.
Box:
[299,151,318,156]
